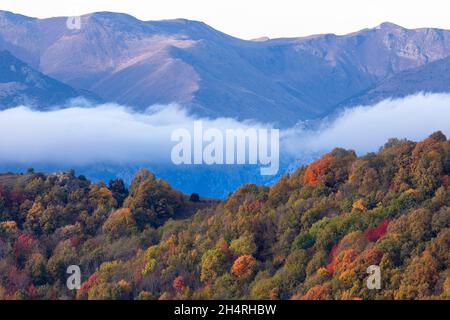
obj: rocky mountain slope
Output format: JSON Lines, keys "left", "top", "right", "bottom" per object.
{"left": 1, "top": 11, "right": 449, "bottom": 125}
{"left": 0, "top": 50, "right": 98, "bottom": 109}
{"left": 340, "top": 55, "right": 450, "bottom": 107}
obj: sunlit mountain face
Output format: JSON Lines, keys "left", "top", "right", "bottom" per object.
{"left": 1, "top": 11, "right": 450, "bottom": 125}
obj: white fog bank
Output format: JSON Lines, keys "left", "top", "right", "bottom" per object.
{"left": 0, "top": 93, "right": 449, "bottom": 166}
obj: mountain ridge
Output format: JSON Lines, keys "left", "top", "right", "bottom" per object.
{"left": 1, "top": 10, "right": 450, "bottom": 125}
{"left": 338, "top": 55, "right": 450, "bottom": 107}
{"left": 0, "top": 50, "right": 100, "bottom": 109}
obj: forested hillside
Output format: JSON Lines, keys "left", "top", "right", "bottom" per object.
{"left": 0, "top": 132, "right": 449, "bottom": 300}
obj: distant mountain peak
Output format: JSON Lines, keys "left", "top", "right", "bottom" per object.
{"left": 375, "top": 22, "right": 405, "bottom": 30}
{"left": 0, "top": 10, "right": 35, "bottom": 24}
{"left": 87, "top": 11, "right": 138, "bottom": 19}
{"left": 251, "top": 36, "right": 270, "bottom": 42}
{"left": 0, "top": 11, "right": 450, "bottom": 125}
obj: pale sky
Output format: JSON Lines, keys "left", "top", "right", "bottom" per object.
{"left": 1, "top": 0, "right": 449, "bottom": 39}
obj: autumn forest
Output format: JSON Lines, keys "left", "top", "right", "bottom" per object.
{"left": 0, "top": 132, "right": 449, "bottom": 300}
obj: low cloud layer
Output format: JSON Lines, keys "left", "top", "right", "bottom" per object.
{"left": 0, "top": 102, "right": 267, "bottom": 165}
{"left": 0, "top": 93, "right": 449, "bottom": 167}
{"left": 284, "top": 93, "right": 450, "bottom": 157}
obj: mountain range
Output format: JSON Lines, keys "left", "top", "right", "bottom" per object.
{"left": 0, "top": 50, "right": 99, "bottom": 109}
{"left": 1, "top": 10, "right": 450, "bottom": 125}
{"left": 341, "top": 55, "right": 450, "bottom": 107}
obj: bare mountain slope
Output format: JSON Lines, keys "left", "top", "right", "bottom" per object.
{"left": 0, "top": 50, "right": 99, "bottom": 109}
{"left": 339, "top": 55, "right": 450, "bottom": 107}
{"left": 1, "top": 12, "right": 449, "bottom": 125}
